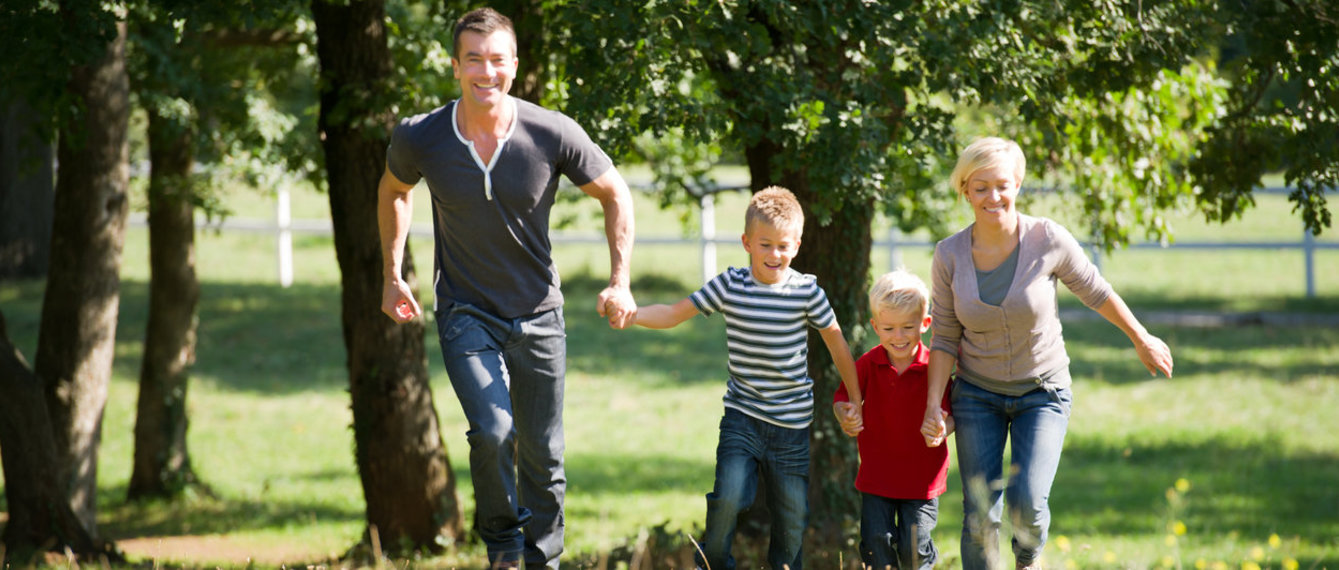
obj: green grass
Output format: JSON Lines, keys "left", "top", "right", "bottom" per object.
{"left": 2, "top": 181, "right": 1338, "bottom": 568}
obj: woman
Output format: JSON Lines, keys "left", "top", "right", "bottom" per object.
{"left": 919, "top": 137, "right": 1174, "bottom": 569}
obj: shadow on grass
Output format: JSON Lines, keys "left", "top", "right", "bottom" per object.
{"left": 0, "top": 278, "right": 348, "bottom": 394}
{"left": 566, "top": 451, "right": 712, "bottom": 497}
{"left": 1052, "top": 433, "right": 1339, "bottom": 552}
{"left": 1060, "top": 319, "right": 1339, "bottom": 385}
{"left": 97, "top": 479, "right": 364, "bottom": 539}
{"left": 2, "top": 273, "right": 735, "bottom": 395}
{"left": 1062, "top": 290, "right": 1339, "bottom": 315}
{"left": 4, "top": 273, "right": 1329, "bottom": 396}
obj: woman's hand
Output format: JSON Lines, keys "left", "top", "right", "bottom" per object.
{"left": 920, "top": 405, "right": 947, "bottom": 447}
{"left": 1135, "top": 332, "right": 1174, "bottom": 378}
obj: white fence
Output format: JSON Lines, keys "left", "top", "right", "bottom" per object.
{"left": 157, "top": 186, "right": 1335, "bottom": 298}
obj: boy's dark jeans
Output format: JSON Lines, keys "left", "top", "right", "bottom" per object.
{"left": 698, "top": 408, "right": 810, "bottom": 570}
{"left": 860, "top": 493, "right": 940, "bottom": 570}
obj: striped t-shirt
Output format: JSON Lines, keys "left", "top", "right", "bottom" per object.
{"left": 690, "top": 266, "right": 836, "bottom": 429}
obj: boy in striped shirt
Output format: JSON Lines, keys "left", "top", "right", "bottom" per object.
{"left": 634, "top": 186, "right": 862, "bottom": 569}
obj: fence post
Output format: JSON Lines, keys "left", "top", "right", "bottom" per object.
{"left": 700, "top": 192, "right": 716, "bottom": 286}
{"left": 277, "top": 186, "right": 293, "bottom": 288}
{"left": 1304, "top": 227, "right": 1316, "bottom": 298}
{"left": 888, "top": 225, "right": 902, "bottom": 271}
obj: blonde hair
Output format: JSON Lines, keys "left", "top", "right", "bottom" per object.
{"left": 745, "top": 186, "right": 804, "bottom": 235}
{"left": 949, "top": 137, "right": 1026, "bottom": 199}
{"left": 869, "top": 268, "right": 929, "bottom": 318}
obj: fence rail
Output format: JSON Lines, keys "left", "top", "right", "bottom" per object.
{"left": 134, "top": 186, "right": 1336, "bottom": 298}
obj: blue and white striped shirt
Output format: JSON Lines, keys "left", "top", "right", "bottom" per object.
{"left": 690, "top": 266, "right": 836, "bottom": 429}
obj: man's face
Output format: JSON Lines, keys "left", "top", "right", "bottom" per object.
{"left": 452, "top": 29, "right": 517, "bottom": 110}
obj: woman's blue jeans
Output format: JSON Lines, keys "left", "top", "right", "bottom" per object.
{"left": 436, "top": 303, "right": 567, "bottom": 569}
{"left": 698, "top": 408, "right": 810, "bottom": 570}
{"left": 951, "top": 380, "right": 1071, "bottom": 570}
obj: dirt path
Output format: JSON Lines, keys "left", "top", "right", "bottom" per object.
{"left": 115, "top": 535, "right": 340, "bottom": 567}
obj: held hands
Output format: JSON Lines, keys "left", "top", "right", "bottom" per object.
{"left": 833, "top": 402, "right": 864, "bottom": 436}
{"left": 598, "top": 285, "right": 637, "bottom": 329}
{"left": 382, "top": 278, "right": 422, "bottom": 323}
{"left": 1135, "top": 332, "right": 1174, "bottom": 378}
{"left": 920, "top": 406, "right": 950, "bottom": 447}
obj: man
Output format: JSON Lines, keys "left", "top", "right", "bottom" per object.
{"left": 377, "top": 8, "right": 636, "bottom": 568}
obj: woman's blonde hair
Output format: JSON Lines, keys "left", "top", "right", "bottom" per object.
{"left": 949, "top": 137, "right": 1026, "bottom": 199}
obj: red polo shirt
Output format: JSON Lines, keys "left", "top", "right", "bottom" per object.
{"left": 834, "top": 342, "right": 951, "bottom": 500}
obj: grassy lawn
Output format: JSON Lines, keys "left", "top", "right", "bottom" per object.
{"left": 1, "top": 182, "right": 1337, "bottom": 568}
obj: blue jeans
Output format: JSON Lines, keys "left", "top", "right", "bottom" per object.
{"left": 859, "top": 494, "right": 939, "bottom": 570}
{"left": 698, "top": 409, "right": 810, "bottom": 570}
{"left": 436, "top": 303, "right": 567, "bottom": 569}
{"left": 951, "top": 380, "right": 1071, "bottom": 570}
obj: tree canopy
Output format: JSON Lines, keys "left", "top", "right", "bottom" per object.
{"left": 560, "top": 0, "right": 1334, "bottom": 244}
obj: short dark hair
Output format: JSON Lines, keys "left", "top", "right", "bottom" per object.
{"left": 452, "top": 8, "right": 516, "bottom": 58}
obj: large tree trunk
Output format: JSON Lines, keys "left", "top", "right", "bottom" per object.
{"left": 311, "top": 0, "right": 464, "bottom": 554}
{"left": 127, "top": 109, "right": 201, "bottom": 500}
{"left": 0, "top": 97, "right": 55, "bottom": 280}
{"left": 34, "top": 12, "right": 131, "bottom": 536}
{"left": 0, "top": 314, "right": 121, "bottom": 564}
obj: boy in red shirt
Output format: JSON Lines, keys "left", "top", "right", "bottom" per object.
{"left": 835, "top": 268, "right": 953, "bottom": 569}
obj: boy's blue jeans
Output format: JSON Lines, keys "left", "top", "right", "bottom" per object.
{"left": 859, "top": 494, "right": 939, "bottom": 570}
{"left": 436, "top": 302, "right": 567, "bottom": 569}
{"left": 698, "top": 408, "right": 810, "bottom": 570}
{"left": 951, "top": 379, "right": 1071, "bottom": 570}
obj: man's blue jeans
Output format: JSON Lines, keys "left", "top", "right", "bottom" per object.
{"left": 437, "top": 303, "right": 567, "bottom": 569}
{"left": 698, "top": 408, "right": 810, "bottom": 570}
{"left": 951, "top": 380, "right": 1071, "bottom": 570}
{"left": 859, "top": 494, "right": 939, "bottom": 570}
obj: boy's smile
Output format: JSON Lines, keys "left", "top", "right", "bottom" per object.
{"left": 871, "top": 306, "right": 931, "bottom": 368}
{"left": 742, "top": 221, "right": 801, "bottom": 285}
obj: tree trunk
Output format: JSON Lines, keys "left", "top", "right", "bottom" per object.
{"left": 127, "top": 109, "right": 201, "bottom": 501}
{"left": 311, "top": 0, "right": 464, "bottom": 554}
{"left": 0, "top": 314, "right": 121, "bottom": 564}
{"left": 0, "top": 97, "right": 55, "bottom": 280}
{"left": 34, "top": 12, "right": 131, "bottom": 535}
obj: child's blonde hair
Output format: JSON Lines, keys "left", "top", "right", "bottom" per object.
{"left": 949, "top": 137, "right": 1026, "bottom": 199}
{"left": 745, "top": 186, "right": 804, "bottom": 234}
{"left": 869, "top": 268, "right": 930, "bottom": 318}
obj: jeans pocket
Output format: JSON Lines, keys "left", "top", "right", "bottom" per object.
{"left": 437, "top": 304, "right": 478, "bottom": 345}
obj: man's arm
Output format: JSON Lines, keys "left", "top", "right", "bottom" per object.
{"left": 578, "top": 167, "right": 636, "bottom": 329}
{"left": 378, "top": 165, "right": 420, "bottom": 323}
